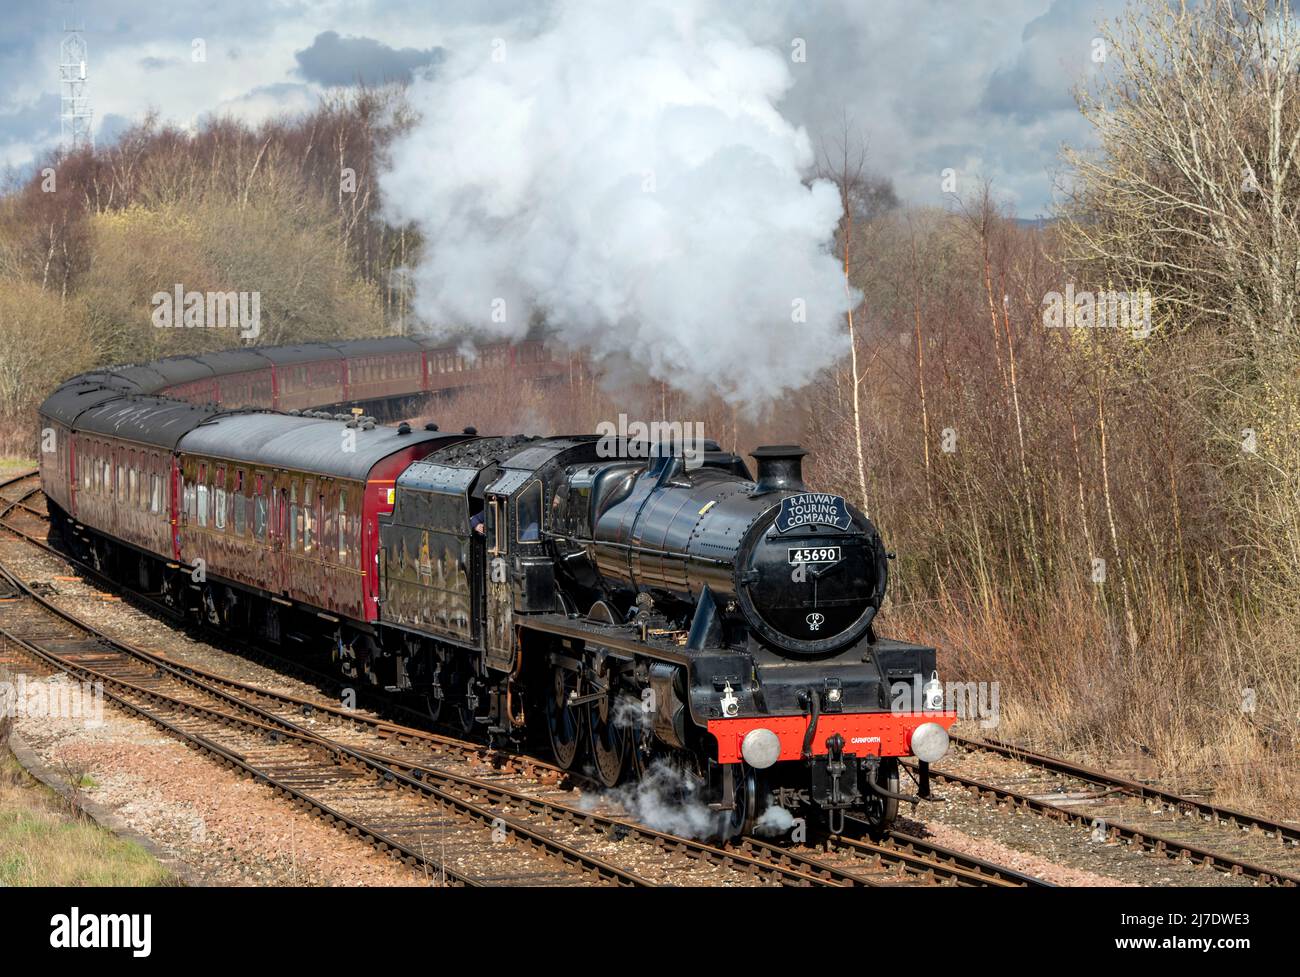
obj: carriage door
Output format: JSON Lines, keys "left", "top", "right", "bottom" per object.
{"left": 271, "top": 482, "right": 288, "bottom": 588}
{"left": 483, "top": 492, "right": 515, "bottom": 670}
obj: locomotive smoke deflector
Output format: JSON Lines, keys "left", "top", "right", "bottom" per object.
{"left": 750, "top": 445, "right": 807, "bottom": 494}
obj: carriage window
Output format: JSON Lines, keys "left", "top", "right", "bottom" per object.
{"left": 234, "top": 471, "right": 247, "bottom": 535}
{"left": 150, "top": 474, "right": 161, "bottom": 514}
{"left": 290, "top": 483, "right": 300, "bottom": 549}
{"left": 196, "top": 482, "right": 208, "bottom": 527}
{"left": 303, "top": 481, "right": 315, "bottom": 552}
{"left": 214, "top": 486, "right": 226, "bottom": 530}
{"left": 322, "top": 490, "right": 335, "bottom": 558}
{"left": 254, "top": 491, "right": 267, "bottom": 540}
{"left": 338, "top": 492, "right": 348, "bottom": 562}
{"left": 352, "top": 498, "right": 361, "bottom": 566}
{"left": 516, "top": 481, "right": 542, "bottom": 543}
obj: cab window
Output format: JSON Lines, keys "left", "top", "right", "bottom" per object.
{"left": 516, "top": 480, "right": 542, "bottom": 543}
{"left": 488, "top": 498, "right": 503, "bottom": 555}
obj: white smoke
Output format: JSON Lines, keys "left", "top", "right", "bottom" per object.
{"left": 584, "top": 758, "right": 719, "bottom": 839}
{"left": 581, "top": 755, "right": 798, "bottom": 841}
{"left": 380, "top": 0, "right": 854, "bottom": 409}
{"left": 753, "top": 803, "right": 794, "bottom": 837}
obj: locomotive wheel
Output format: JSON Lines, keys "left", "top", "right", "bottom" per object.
{"left": 715, "top": 765, "right": 759, "bottom": 841}
{"left": 583, "top": 603, "right": 629, "bottom": 787}
{"left": 546, "top": 666, "right": 584, "bottom": 770}
{"left": 861, "top": 759, "right": 900, "bottom": 835}
{"left": 588, "top": 695, "right": 628, "bottom": 788}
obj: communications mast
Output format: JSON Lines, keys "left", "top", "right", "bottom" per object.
{"left": 59, "top": 1, "right": 93, "bottom": 149}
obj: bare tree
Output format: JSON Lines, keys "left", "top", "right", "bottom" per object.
{"left": 816, "top": 121, "right": 898, "bottom": 515}
{"left": 1062, "top": 0, "right": 1300, "bottom": 612}
{"left": 1064, "top": 0, "right": 1300, "bottom": 349}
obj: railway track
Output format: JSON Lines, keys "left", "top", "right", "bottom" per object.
{"left": 0, "top": 572, "right": 651, "bottom": 887}
{"left": 0, "top": 476, "right": 1036, "bottom": 886}
{"left": 909, "top": 735, "right": 1300, "bottom": 887}
{"left": 950, "top": 732, "right": 1300, "bottom": 846}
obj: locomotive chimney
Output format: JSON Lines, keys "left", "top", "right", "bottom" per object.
{"left": 750, "top": 445, "right": 807, "bottom": 495}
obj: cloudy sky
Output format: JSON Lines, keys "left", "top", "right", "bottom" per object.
{"left": 1, "top": 0, "right": 1126, "bottom": 215}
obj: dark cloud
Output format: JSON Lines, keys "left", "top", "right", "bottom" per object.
{"left": 293, "top": 30, "right": 443, "bottom": 86}
{"left": 0, "top": 91, "right": 60, "bottom": 146}
{"left": 981, "top": 0, "right": 1114, "bottom": 123}
{"left": 97, "top": 112, "right": 134, "bottom": 146}
{"left": 982, "top": 63, "right": 1078, "bottom": 122}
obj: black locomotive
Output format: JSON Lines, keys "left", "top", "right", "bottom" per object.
{"left": 379, "top": 434, "right": 955, "bottom": 837}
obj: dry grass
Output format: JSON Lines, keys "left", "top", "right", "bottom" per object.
{"left": 0, "top": 732, "right": 177, "bottom": 886}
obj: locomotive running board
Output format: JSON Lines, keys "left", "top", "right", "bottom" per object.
{"left": 520, "top": 613, "right": 691, "bottom": 665}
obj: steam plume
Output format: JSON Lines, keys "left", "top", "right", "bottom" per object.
{"left": 380, "top": 0, "right": 853, "bottom": 408}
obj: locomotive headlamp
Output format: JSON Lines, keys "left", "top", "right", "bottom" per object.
{"left": 741, "top": 728, "right": 782, "bottom": 769}
{"left": 720, "top": 682, "right": 740, "bottom": 717}
{"left": 923, "top": 671, "right": 944, "bottom": 711}
{"left": 910, "top": 722, "right": 950, "bottom": 763}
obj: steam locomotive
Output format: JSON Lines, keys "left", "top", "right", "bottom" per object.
{"left": 38, "top": 342, "right": 955, "bottom": 839}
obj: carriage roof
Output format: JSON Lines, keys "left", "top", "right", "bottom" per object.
{"left": 177, "top": 412, "right": 453, "bottom": 480}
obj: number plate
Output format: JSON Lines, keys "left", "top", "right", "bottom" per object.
{"left": 788, "top": 546, "right": 841, "bottom": 565}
